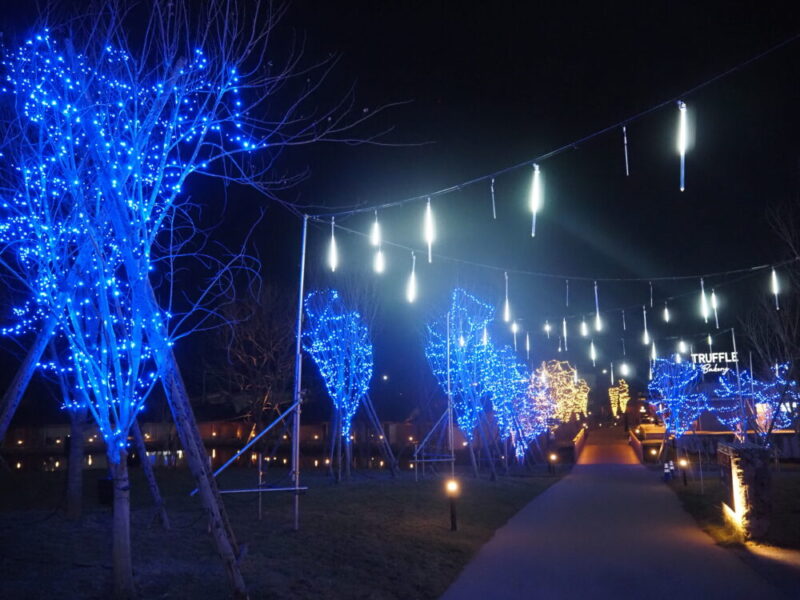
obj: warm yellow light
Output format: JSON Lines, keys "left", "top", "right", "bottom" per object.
{"left": 650, "top": 449, "right": 657, "bottom": 456}
{"left": 55, "top": 439, "right": 62, "bottom": 444}
{"left": 55, "top": 461, "right": 60, "bottom": 468}
{"left": 608, "top": 379, "right": 630, "bottom": 415}
{"left": 16, "top": 440, "right": 23, "bottom": 445}
{"left": 16, "top": 462, "right": 21, "bottom": 469}
{"left": 314, "top": 459, "right": 319, "bottom": 467}
{"left": 446, "top": 479, "right": 460, "bottom": 496}
{"left": 549, "top": 453, "right": 558, "bottom": 462}
{"left": 679, "top": 458, "right": 688, "bottom": 468}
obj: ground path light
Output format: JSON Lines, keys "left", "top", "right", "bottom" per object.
{"left": 446, "top": 479, "right": 460, "bottom": 531}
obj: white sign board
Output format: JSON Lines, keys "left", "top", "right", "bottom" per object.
{"left": 690, "top": 351, "right": 738, "bottom": 374}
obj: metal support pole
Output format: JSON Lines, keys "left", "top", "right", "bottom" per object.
{"left": 450, "top": 497, "right": 458, "bottom": 531}
{"left": 731, "top": 328, "right": 745, "bottom": 442}
{"left": 446, "top": 312, "right": 455, "bottom": 477}
{"left": 257, "top": 451, "right": 263, "bottom": 521}
{"left": 291, "top": 215, "right": 309, "bottom": 531}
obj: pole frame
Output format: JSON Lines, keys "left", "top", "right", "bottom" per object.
{"left": 291, "top": 215, "right": 309, "bottom": 530}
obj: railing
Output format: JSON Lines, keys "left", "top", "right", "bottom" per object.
{"left": 572, "top": 427, "right": 587, "bottom": 462}
{"left": 628, "top": 430, "right": 644, "bottom": 463}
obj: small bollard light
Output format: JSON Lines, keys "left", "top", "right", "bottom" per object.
{"left": 679, "top": 458, "right": 689, "bottom": 486}
{"left": 548, "top": 452, "right": 558, "bottom": 475}
{"left": 446, "top": 479, "right": 459, "bottom": 531}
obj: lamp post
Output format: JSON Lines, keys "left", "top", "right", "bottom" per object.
{"left": 446, "top": 479, "right": 459, "bottom": 531}
{"left": 548, "top": 452, "right": 558, "bottom": 475}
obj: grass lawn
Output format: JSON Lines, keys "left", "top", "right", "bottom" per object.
{"left": 0, "top": 465, "right": 560, "bottom": 599}
{"left": 668, "top": 463, "right": 800, "bottom": 549}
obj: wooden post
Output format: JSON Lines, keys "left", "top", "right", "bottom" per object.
{"left": 131, "top": 421, "right": 170, "bottom": 530}
{"left": 159, "top": 352, "right": 248, "bottom": 598}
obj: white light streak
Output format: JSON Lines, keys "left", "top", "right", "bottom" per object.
{"left": 771, "top": 268, "right": 780, "bottom": 310}
{"left": 530, "top": 163, "right": 542, "bottom": 237}
{"left": 678, "top": 100, "right": 687, "bottom": 191}
{"left": 424, "top": 198, "right": 435, "bottom": 263}
{"left": 328, "top": 217, "right": 338, "bottom": 272}
{"left": 406, "top": 252, "right": 417, "bottom": 303}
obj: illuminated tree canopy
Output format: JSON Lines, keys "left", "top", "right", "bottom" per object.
{"left": 608, "top": 379, "right": 630, "bottom": 416}
{"left": 714, "top": 363, "right": 798, "bottom": 437}
{"left": 537, "top": 360, "right": 588, "bottom": 423}
{"left": 303, "top": 289, "right": 373, "bottom": 441}
{"left": 648, "top": 358, "right": 707, "bottom": 437}
{"left": 425, "top": 288, "right": 494, "bottom": 441}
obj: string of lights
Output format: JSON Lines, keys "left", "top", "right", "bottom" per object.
{"left": 309, "top": 31, "right": 800, "bottom": 220}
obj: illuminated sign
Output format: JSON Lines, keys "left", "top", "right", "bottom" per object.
{"left": 690, "top": 351, "right": 738, "bottom": 374}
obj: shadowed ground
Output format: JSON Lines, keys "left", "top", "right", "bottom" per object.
{"left": 441, "top": 427, "right": 784, "bottom": 600}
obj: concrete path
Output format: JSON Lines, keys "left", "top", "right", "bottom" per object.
{"left": 441, "top": 428, "right": 784, "bottom": 599}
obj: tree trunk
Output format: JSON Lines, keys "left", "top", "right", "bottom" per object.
{"left": 131, "top": 421, "right": 169, "bottom": 530}
{"left": 110, "top": 453, "right": 135, "bottom": 600}
{"left": 66, "top": 407, "right": 87, "bottom": 520}
{"left": 0, "top": 317, "right": 57, "bottom": 444}
{"left": 345, "top": 439, "right": 352, "bottom": 480}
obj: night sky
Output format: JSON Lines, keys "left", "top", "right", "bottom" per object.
{"left": 4, "top": 1, "right": 800, "bottom": 423}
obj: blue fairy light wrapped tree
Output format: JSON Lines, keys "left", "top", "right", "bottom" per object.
{"left": 484, "top": 344, "right": 530, "bottom": 462}
{"left": 0, "top": 3, "right": 392, "bottom": 597}
{"left": 715, "top": 363, "right": 798, "bottom": 441}
{"left": 303, "top": 289, "right": 373, "bottom": 480}
{"left": 426, "top": 288, "right": 497, "bottom": 476}
{"left": 648, "top": 358, "right": 708, "bottom": 438}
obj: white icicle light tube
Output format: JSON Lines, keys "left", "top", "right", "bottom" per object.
{"left": 530, "top": 163, "right": 541, "bottom": 237}
{"left": 371, "top": 212, "right": 384, "bottom": 274}
{"left": 424, "top": 198, "right": 434, "bottom": 263}
{"left": 678, "top": 100, "right": 687, "bottom": 192}
{"left": 503, "top": 271, "right": 511, "bottom": 323}
{"left": 406, "top": 252, "right": 417, "bottom": 303}
{"left": 700, "top": 278, "right": 709, "bottom": 323}
{"left": 328, "top": 217, "right": 338, "bottom": 272}
{"left": 594, "top": 281, "right": 602, "bottom": 331}
{"left": 771, "top": 268, "right": 780, "bottom": 310}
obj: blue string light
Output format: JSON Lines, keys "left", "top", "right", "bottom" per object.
{"left": 303, "top": 290, "right": 373, "bottom": 442}
{"left": 0, "top": 31, "right": 258, "bottom": 462}
{"left": 425, "top": 289, "right": 495, "bottom": 441}
{"left": 648, "top": 358, "right": 708, "bottom": 437}
{"left": 714, "top": 363, "right": 798, "bottom": 436}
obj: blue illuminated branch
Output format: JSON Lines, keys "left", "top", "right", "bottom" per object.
{"left": 303, "top": 289, "right": 373, "bottom": 441}
{"left": 648, "top": 358, "right": 707, "bottom": 437}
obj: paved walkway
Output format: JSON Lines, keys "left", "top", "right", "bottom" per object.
{"left": 442, "top": 428, "right": 784, "bottom": 599}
